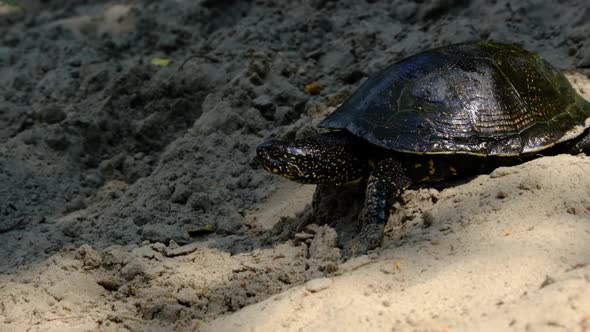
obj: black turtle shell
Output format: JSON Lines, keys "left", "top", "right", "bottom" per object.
{"left": 320, "top": 42, "right": 590, "bottom": 156}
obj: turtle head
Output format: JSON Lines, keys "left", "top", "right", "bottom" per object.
{"left": 256, "top": 132, "right": 368, "bottom": 184}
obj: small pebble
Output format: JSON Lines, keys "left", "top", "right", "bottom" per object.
{"left": 97, "top": 276, "right": 124, "bottom": 291}
{"left": 120, "top": 260, "right": 146, "bottom": 281}
{"left": 490, "top": 168, "right": 512, "bottom": 178}
{"left": 539, "top": 275, "right": 556, "bottom": 289}
{"left": 252, "top": 94, "right": 275, "bottom": 113}
{"left": 76, "top": 244, "right": 102, "bottom": 269}
{"left": 294, "top": 232, "right": 314, "bottom": 240}
{"left": 40, "top": 105, "right": 66, "bottom": 124}
{"left": 380, "top": 264, "right": 396, "bottom": 274}
{"left": 165, "top": 242, "right": 200, "bottom": 257}
{"left": 305, "top": 277, "right": 333, "bottom": 293}
{"left": 64, "top": 196, "right": 86, "bottom": 213}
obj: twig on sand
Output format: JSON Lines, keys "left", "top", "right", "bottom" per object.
{"left": 38, "top": 316, "right": 83, "bottom": 324}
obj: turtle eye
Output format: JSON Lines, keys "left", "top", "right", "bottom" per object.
{"left": 256, "top": 140, "right": 281, "bottom": 160}
{"left": 256, "top": 140, "right": 293, "bottom": 171}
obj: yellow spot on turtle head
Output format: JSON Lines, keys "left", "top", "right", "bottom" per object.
{"left": 414, "top": 163, "right": 422, "bottom": 168}
{"left": 272, "top": 168, "right": 278, "bottom": 173}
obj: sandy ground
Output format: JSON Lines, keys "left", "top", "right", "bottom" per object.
{"left": 207, "top": 153, "right": 590, "bottom": 332}
{"left": 1, "top": 1, "right": 590, "bottom": 331}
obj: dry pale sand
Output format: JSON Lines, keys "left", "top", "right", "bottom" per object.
{"left": 206, "top": 154, "right": 590, "bottom": 331}
{"left": 203, "top": 74, "right": 590, "bottom": 332}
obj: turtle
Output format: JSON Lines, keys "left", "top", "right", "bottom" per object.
{"left": 256, "top": 41, "right": 590, "bottom": 255}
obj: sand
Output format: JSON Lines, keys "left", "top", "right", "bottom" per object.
{"left": 1, "top": 0, "right": 590, "bottom": 331}
{"left": 207, "top": 153, "right": 590, "bottom": 332}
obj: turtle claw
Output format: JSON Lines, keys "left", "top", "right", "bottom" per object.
{"left": 343, "top": 240, "right": 372, "bottom": 257}
{"left": 343, "top": 225, "right": 384, "bottom": 257}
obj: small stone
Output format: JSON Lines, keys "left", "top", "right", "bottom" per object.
{"left": 380, "top": 264, "right": 396, "bottom": 274}
{"left": 368, "top": 252, "right": 379, "bottom": 260}
{"left": 84, "top": 173, "right": 104, "bottom": 188}
{"left": 165, "top": 242, "right": 200, "bottom": 257}
{"left": 150, "top": 242, "right": 167, "bottom": 253}
{"left": 396, "top": 2, "right": 417, "bottom": 20}
{"left": 490, "top": 168, "right": 513, "bottom": 178}
{"left": 187, "top": 192, "right": 212, "bottom": 212}
{"left": 341, "top": 68, "right": 365, "bottom": 85}
{"left": 294, "top": 232, "right": 314, "bottom": 240}
{"left": 569, "top": 26, "right": 590, "bottom": 43}
{"left": 76, "top": 244, "right": 102, "bottom": 269}
{"left": 252, "top": 94, "right": 275, "bottom": 117}
{"left": 132, "top": 246, "right": 160, "bottom": 260}
{"left": 171, "top": 184, "right": 192, "bottom": 204}
{"left": 64, "top": 196, "right": 86, "bottom": 213}
{"left": 305, "top": 277, "right": 333, "bottom": 293}
{"left": 132, "top": 213, "right": 150, "bottom": 226}
{"left": 539, "top": 275, "right": 556, "bottom": 289}
{"left": 168, "top": 240, "right": 180, "bottom": 250}
{"left": 99, "top": 159, "right": 115, "bottom": 177}
{"left": 61, "top": 219, "right": 80, "bottom": 238}
{"left": 157, "top": 33, "right": 179, "bottom": 51}
{"left": 120, "top": 260, "right": 147, "bottom": 281}
{"left": 382, "top": 300, "right": 392, "bottom": 307}
{"left": 101, "top": 246, "right": 131, "bottom": 267}
{"left": 305, "top": 224, "right": 321, "bottom": 233}
{"left": 176, "top": 287, "right": 199, "bottom": 306}
{"left": 496, "top": 191, "right": 508, "bottom": 199}
{"left": 97, "top": 276, "right": 124, "bottom": 291}
{"left": 422, "top": 210, "right": 435, "bottom": 227}
{"left": 308, "top": 226, "right": 340, "bottom": 261}
{"left": 45, "top": 129, "right": 70, "bottom": 150}
{"left": 39, "top": 105, "right": 66, "bottom": 124}
{"left": 141, "top": 224, "right": 188, "bottom": 244}
{"left": 517, "top": 178, "right": 541, "bottom": 191}
{"left": 406, "top": 313, "right": 420, "bottom": 326}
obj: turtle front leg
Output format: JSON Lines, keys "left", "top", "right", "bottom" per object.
{"left": 348, "top": 158, "right": 412, "bottom": 256}
{"left": 570, "top": 130, "right": 590, "bottom": 155}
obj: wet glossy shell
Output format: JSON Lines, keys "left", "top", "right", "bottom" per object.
{"left": 320, "top": 42, "right": 590, "bottom": 156}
